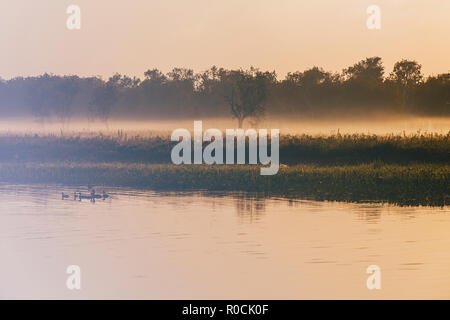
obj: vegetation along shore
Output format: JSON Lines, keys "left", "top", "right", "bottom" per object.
{"left": 0, "top": 132, "right": 448, "bottom": 206}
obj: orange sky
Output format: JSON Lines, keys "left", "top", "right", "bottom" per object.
{"left": 0, "top": 0, "right": 448, "bottom": 79}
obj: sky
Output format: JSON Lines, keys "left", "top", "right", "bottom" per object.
{"left": 0, "top": 0, "right": 448, "bottom": 80}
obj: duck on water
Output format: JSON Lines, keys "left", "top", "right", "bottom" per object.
{"left": 62, "top": 189, "right": 110, "bottom": 201}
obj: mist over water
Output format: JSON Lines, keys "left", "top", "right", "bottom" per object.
{"left": 0, "top": 116, "right": 449, "bottom": 136}
{"left": 0, "top": 115, "right": 448, "bottom": 299}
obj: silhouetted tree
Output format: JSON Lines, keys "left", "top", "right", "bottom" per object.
{"left": 53, "top": 76, "right": 79, "bottom": 127}
{"left": 0, "top": 57, "right": 448, "bottom": 120}
{"left": 285, "top": 67, "right": 337, "bottom": 114}
{"left": 89, "top": 76, "right": 117, "bottom": 127}
{"left": 223, "top": 68, "right": 271, "bottom": 128}
{"left": 415, "top": 73, "right": 450, "bottom": 115}
{"left": 388, "top": 59, "right": 423, "bottom": 108}
{"left": 342, "top": 57, "right": 385, "bottom": 106}
{"left": 166, "top": 68, "right": 197, "bottom": 115}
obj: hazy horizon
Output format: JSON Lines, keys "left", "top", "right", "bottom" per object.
{"left": 0, "top": 0, "right": 448, "bottom": 80}
{"left": 1, "top": 116, "right": 449, "bottom": 136}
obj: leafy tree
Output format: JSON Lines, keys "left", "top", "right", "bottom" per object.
{"left": 285, "top": 67, "right": 335, "bottom": 111}
{"left": 52, "top": 76, "right": 79, "bottom": 127}
{"left": 89, "top": 77, "right": 117, "bottom": 127}
{"left": 140, "top": 69, "right": 168, "bottom": 110}
{"left": 388, "top": 59, "right": 423, "bottom": 108}
{"left": 143, "top": 68, "right": 167, "bottom": 84}
{"left": 416, "top": 73, "right": 450, "bottom": 115}
{"left": 343, "top": 57, "right": 384, "bottom": 83}
{"left": 0, "top": 57, "right": 448, "bottom": 120}
{"left": 166, "top": 68, "right": 197, "bottom": 114}
{"left": 26, "top": 76, "right": 51, "bottom": 122}
{"left": 342, "top": 57, "right": 385, "bottom": 105}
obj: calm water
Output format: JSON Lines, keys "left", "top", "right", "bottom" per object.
{"left": 1, "top": 184, "right": 450, "bottom": 299}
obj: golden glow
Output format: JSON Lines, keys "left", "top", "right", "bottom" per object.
{"left": 0, "top": 0, "right": 448, "bottom": 79}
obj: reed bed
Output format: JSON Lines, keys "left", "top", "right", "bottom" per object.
{"left": 0, "top": 132, "right": 448, "bottom": 165}
{"left": 0, "top": 132, "right": 447, "bottom": 205}
{"left": 0, "top": 162, "right": 447, "bottom": 206}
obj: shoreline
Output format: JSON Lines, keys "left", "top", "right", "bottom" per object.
{"left": 0, "top": 162, "right": 447, "bottom": 207}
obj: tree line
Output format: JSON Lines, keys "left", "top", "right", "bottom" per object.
{"left": 0, "top": 57, "right": 448, "bottom": 126}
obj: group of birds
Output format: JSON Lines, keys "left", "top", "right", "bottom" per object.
{"left": 62, "top": 189, "right": 110, "bottom": 201}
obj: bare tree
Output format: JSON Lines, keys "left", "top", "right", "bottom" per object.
{"left": 223, "top": 68, "right": 271, "bottom": 128}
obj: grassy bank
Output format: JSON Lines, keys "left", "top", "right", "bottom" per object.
{"left": 0, "top": 162, "right": 447, "bottom": 206}
{"left": 0, "top": 132, "right": 448, "bottom": 165}
{"left": 1, "top": 132, "right": 447, "bottom": 205}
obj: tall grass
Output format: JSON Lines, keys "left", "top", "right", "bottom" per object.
{"left": 0, "top": 132, "right": 448, "bottom": 164}
{"left": 0, "top": 132, "right": 447, "bottom": 205}
{"left": 0, "top": 162, "right": 447, "bottom": 206}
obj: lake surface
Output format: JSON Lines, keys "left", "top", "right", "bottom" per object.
{"left": 1, "top": 184, "right": 450, "bottom": 299}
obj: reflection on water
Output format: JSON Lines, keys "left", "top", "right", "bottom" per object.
{"left": 1, "top": 184, "right": 450, "bottom": 299}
